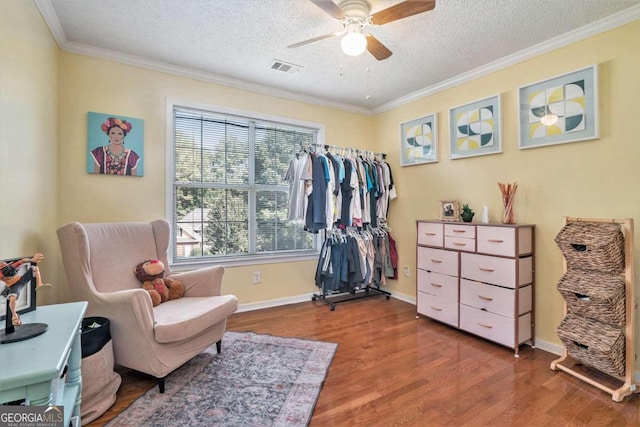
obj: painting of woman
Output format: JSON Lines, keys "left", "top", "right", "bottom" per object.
{"left": 88, "top": 113, "right": 144, "bottom": 176}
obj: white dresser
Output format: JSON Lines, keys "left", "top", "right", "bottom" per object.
{"left": 416, "top": 221, "right": 535, "bottom": 355}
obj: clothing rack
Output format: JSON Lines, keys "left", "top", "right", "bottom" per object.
{"left": 312, "top": 286, "right": 391, "bottom": 311}
{"left": 287, "top": 142, "right": 396, "bottom": 310}
{"left": 312, "top": 226, "right": 394, "bottom": 311}
{"left": 300, "top": 141, "right": 386, "bottom": 161}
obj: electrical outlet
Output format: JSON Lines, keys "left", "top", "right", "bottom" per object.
{"left": 403, "top": 266, "right": 410, "bottom": 277}
{"left": 252, "top": 271, "right": 261, "bottom": 284}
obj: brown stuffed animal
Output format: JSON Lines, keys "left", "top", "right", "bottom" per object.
{"left": 133, "top": 259, "right": 185, "bottom": 307}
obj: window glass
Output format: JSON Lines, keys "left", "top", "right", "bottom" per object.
{"left": 172, "top": 106, "right": 320, "bottom": 262}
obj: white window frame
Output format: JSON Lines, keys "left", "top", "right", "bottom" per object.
{"left": 165, "top": 99, "right": 324, "bottom": 269}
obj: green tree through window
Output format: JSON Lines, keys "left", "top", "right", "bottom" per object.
{"left": 171, "top": 106, "right": 319, "bottom": 261}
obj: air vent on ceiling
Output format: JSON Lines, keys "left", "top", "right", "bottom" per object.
{"left": 270, "top": 60, "right": 303, "bottom": 75}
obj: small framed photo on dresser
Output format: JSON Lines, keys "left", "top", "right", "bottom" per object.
{"left": 439, "top": 201, "right": 459, "bottom": 221}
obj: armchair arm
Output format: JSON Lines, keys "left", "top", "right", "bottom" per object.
{"left": 169, "top": 265, "right": 224, "bottom": 297}
{"left": 89, "top": 288, "right": 156, "bottom": 334}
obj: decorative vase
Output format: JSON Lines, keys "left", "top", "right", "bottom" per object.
{"left": 503, "top": 198, "right": 515, "bottom": 224}
{"left": 498, "top": 181, "right": 518, "bottom": 224}
{"left": 461, "top": 212, "right": 474, "bottom": 223}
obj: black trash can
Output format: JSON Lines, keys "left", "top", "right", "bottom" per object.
{"left": 80, "top": 317, "right": 121, "bottom": 425}
{"left": 81, "top": 317, "right": 111, "bottom": 358}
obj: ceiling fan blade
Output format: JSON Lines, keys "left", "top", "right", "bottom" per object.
{"left": 370, "top": 0, "right": 436, "bottom": 25}
{"left": 366, "top": 34, "right": 392, "bottom": 60}
{"left": 287, "top": 32, "right": 340, "bottom": 49}
{"left": 309, "top": 0, "right": 345, "bottom": 19}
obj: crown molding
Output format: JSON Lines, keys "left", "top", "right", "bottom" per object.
{"left": 34, "top": 1, "right": 370, "bottom": 115}
{"left": 371, "top": 4, "right": 640, "bottom": 114}
{"left": 36, "top": 0, "right": 640, "bottom": 116}
{"left": 35, "top": 0, "right": 66, "bottom": 46}
{"left": 62, "top": 40, "right": 372, "bottom": 115}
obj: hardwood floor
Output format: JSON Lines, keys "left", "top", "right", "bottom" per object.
{"left": 88, "top": 297, "right": 640, "bottom": 426}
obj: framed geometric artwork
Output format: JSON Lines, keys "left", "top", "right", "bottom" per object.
{"left": 518, "top": 65, "right": 598, "bottom": 149}
{"left": 87, "top": 112, "right": 144, "bottom": 176}
{"left": 449, "top": 95, "right": 501, "bottom": 160}
{"left": 399, "top": 113, "right": 437, "bottom": 166}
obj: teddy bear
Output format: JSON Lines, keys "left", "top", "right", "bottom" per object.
{"left": 133, "top": 259, "right": 184, "bottom": 307}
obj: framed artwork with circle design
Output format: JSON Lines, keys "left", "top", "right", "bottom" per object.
{"left": 449, "top": 95, "right": 501, "bottom": 160}
{"left": 399, "top": 113, "right": 438, "bottom": 166}
{"left": 518, "top": 64, "right": 598, "bottom": 149}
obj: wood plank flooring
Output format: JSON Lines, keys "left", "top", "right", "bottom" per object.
{"left": 88, "top": 297, "right": 640, "bottom": 426}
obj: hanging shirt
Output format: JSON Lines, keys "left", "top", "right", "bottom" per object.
{"left": 305, "top": 153, "right": 328, "bottom": 233}
{"left": 284, "top": 152, "right": 311, "bottom": 222}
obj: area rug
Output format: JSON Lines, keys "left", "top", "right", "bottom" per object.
{"left": 106, "top": 331, "right": 338, "bottom": 427}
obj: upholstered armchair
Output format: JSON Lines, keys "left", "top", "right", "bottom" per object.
{"left": 57, "top": 220, "right": 238, "bottom": 392}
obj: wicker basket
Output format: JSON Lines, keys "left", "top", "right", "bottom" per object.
{"left": 555, "top": 222, "right": 625, "bottom": 273}
{"left": 557, "top": 270, "right": 626, "bottom": 326}
{"left": 557, "top": 314, "right": 625, "bottom": 377}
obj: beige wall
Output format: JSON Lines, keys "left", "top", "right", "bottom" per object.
{"left": 0, "top": 0, "right": 59, "bottom": 305}
{"left": 3, "top": 0, "right": 639, "bottom": 354}
{"left": 56, "top": 52, "right": 374, "bottom": 303}
{"left": 375, "top": 21, "right": 640, "bottom": 349}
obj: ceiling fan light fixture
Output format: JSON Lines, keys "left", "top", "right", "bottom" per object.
{"left": 341, "top": 30, "right": 367, "bottom": 56}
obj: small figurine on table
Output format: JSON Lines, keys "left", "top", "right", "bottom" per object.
{"left": 0, "top": 253, "right": 52, "bottom": 326}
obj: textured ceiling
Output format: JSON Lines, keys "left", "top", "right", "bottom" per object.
{"left": 37, "top": 0, "right": 640, "bottom": 113}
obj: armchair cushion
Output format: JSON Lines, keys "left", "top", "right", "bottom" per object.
{"left": 153, "top": 295, "right": 238, "bottom": 343}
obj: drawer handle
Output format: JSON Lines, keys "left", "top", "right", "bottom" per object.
{"left": 487, "top": 239, "right": 504, "bottom": 243}
{"left": 478, "top": 295, "right": 494, "bottom": 301}
{"left": 452, "top": 229, "right": 466, "bottom": 233}
{"left": 430, "top": 283, "right": 442, "bottom": 288}
{"left": 453, "top": 242, "right": 466, "bottom": 246}
{"left": 479, "top": 267, "right": 495, "bottom": 272}
{"left": 430, "top": 306, "right": 443, "bottom": 311}
{"left": 478, "top": 322, "right": 493, "bottom": 329}
{"left": 425, "top": 232, "right": 437, "bottom": 236}
{"left": 430, "top": 259, "right": 443, "bottom": 264}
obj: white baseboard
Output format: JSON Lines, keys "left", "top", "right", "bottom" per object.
{"left": 533, "top": 338, "right": 564, "bottom": 356}
{"left": 236, "top": 290, "right": 415, "bottom": 313}
{"left": 235, "top": 293, "right": 316, "bottom": 312}
{"left": 388, "top": 291, "right": 415, "bottom": 305}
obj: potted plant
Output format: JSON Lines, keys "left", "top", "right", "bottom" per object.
{"left": 460, "top": 203, "right": 475, "bottom": 222}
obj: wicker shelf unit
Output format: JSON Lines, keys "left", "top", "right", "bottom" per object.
{"left": 550, "top": 217, "right": 637, "bottom": 402}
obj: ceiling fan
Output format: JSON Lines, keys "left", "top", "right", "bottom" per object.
{"left": 288, "top": 0, "right": 436, "bottom": 60}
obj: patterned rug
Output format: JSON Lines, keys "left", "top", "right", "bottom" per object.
{"left": 107, "top": 331, "right": 338, "bottom": 427}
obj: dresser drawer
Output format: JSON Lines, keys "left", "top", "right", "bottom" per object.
{"left": 461, "top": 253, "right": 533, "bottom": 288}
{"left": 417, "top": 270, "right": 458, "bottom": 301}
{"left": 417, "top": 247, "right": 458, "bottom": 276}
{"left": 444, "top": 224, "right": 476, "bottom": 238}
{"left": 477, "top": 226, "right": 533, "bottom": 257}
{"left": 444, "top": 236, "right": 476, "bottom": 252}
{"left": 417, "top": 222, "right": 443, "bottom": 247}
{"left": 460, "top": 279, "right": 532, "bottom": 317}
{"left": 460, "top": 306, "right": 531, "bottom": 347}
{"left": 417, "top": 292, "right": 459, "bottom": 327}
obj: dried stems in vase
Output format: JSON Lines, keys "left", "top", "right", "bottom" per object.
{"left": 498, "top": 181, "right": 518, "bottom": 224}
